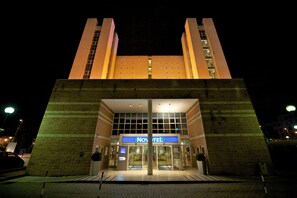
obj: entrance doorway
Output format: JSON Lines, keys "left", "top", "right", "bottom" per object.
{"left": 128, "top": 145, "right": 177, "bottom": 170}
{"left": 128, "top": 146, "right": 143, "bottom": 170}
{"left": 157, "top": 146, "right": 172, "bottom": 170}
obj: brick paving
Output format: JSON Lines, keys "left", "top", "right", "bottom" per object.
{"left": 0, "top": 168, "right": 296, "bottom": 197}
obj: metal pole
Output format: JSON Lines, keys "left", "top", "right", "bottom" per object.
{"left": 147, "top": 99, "right": 153, "bottom": 175}
{"left": 40, "top": 170, "right": 48, "bottom": 198}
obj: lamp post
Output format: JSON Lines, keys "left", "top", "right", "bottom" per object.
{"left": 285, "top": 105, "right": 296, "bottom": 139}
{"left": 0, "top": 106, "right": 15, "bottom": 131}
{"left": 12, "top": 119, "right": 23, "bottom": 142}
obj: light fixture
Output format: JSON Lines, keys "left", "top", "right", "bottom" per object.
{"left": 286, "top": 105, "right": 296, "bottom": 112}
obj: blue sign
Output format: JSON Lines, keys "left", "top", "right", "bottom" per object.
{"left": 122, "top": 136, "right": 179, "bottom": 143}
{"left": 120, "top": 147, "right": 126, "bottom": 154}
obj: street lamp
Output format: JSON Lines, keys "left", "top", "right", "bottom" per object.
{"left": 0, "top": 106, "right": 15, "bottom": 131}
{"left": 286, "top": 105, "right": 296, "bottom": 112}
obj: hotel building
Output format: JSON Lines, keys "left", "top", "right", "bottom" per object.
{"left": 27, "top": 18, "right": 271, "bottom": 176}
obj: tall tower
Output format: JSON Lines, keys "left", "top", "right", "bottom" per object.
{"left": 68, "top": 18, "right": 119, "bottom": 79}
{"left": 68, "top": 18, "right": 231, "bottom": 80}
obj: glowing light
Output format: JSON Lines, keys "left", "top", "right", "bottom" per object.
{"left": 4, "top": 107, "right": 15, "bottom": 114}
{"left": 286, "top": 105, "right": 296, "bottom": 112}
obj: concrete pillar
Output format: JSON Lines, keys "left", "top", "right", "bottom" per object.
{"left": 147, "top": 99, "right": 153, "bottom": 175}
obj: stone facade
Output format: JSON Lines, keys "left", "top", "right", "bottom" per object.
{"left": 27, "top": 79, "right": 271, "bottom": 176}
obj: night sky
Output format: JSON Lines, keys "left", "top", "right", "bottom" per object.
{"left": 1, "top": 2, "right": 296, "bottom": 142}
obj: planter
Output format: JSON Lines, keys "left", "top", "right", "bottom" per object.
{"left": 91, "top": 151, "right": 102, "bottom": 175}
{"left": 91, "top": 161, "right": 101, "bottom": 175}
{"left": 196, "top": 153, "right": 206, "bottom": 175}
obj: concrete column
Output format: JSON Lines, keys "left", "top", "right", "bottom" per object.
{"left": 147, "top": 99, "right": 153, "bottom": 175}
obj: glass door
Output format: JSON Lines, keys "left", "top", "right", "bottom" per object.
{"left": 143, "top": 146, "right": 157, "bottom": 170}
{"left": 128, "top": 146, "right": 143, "bottom": 170}
{"left": 108, "top": 145, "right": 118, "bottom": 168}
{"left": 157, "top": 146, "right": 172, "bottom": 170}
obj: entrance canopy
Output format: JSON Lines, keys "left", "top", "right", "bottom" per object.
{"left": 101, "top": 99, "right": 198, "bottom": 113}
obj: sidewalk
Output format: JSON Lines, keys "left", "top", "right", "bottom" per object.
{"left": 1, "top": 167, "right": 260, "bottom": 184}
{"left": 1, "top": 167, "right": 295, "bottom": 185}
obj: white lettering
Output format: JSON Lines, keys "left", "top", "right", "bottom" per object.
{"left": 137, "top": 137, "right": 148, "bottom": 143}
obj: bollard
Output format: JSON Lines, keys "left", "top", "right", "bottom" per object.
{"left": 40, "top": 170, "right": 48, "bottom": 198}
{"left": 97, "top": 171, "right": 104, "bottom": 198}
{"left": 261, "top": 174, "right": 268, "bottom": 198}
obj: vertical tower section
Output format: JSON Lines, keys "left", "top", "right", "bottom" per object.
{"left": 181, "top": 18, "right": 231, "bottom": 79}
{"left": 183, "top": 18, "right": 209, "bottom": 79}
{"left": 68, "top": 18, "right": 118, "bottom": 79}
{"left": 202, "top": 18, "right": 231, "bottom": 79}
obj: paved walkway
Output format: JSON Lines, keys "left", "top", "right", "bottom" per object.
{"left": 1, "top": 168, "right": 297, "bottom": 197}
{"left": 4, "top": 168, "right": 257, "bottom": 183}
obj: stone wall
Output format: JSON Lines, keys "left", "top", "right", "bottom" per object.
{"left": 27, "top": 79, "right": 271, "bottom": 176}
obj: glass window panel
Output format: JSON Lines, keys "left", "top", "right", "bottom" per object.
{"left": 170, "top": 124, "right": 175, "bottom": 129}
{"left": 112, "top": 130, "right": 118, "bottom": 135}
{"left": 113, "top": 124, "right": 118, "bottom": 129}
{"left": 158, "top": 124, "right": 163, "bottom": 129}
{"left": 137, "top": 130, "right": 142, "bottom": 134}
{"left": 164, "top": 119, "right": 169, "bottom": 123}
{"left": 158, "top": 118, "right": 163, "bottom": 123}
{"left": 131, "top": 124, "right": 136, "bottom": 129}
{"left": 143, "top": 124, "right": 148, "bottom": 129}
{"left": 143, "top": 118, "right": 148, "bottom": 123}
{"left": 114, "top": 113, "right": 119, "bottom": 118}
{"left": 137, "top": 124, "right": 142, "bottom": 129}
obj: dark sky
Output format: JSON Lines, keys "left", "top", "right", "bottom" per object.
{"left": 0, "top": 2, "right": 296, "bottom": 139}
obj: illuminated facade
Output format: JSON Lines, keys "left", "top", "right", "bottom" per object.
{"left": 28, "top": 18, "right": 271, "bottom": 176}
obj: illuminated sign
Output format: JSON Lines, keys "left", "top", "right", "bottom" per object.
{"left": 119, "top": 157, "right": 126, "bottom": 161}
{"left": 120, "top": 147, "right": 126, "bottom": 154}
{"left": 122, "top": 136, "right": 179, "bottom": 143}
